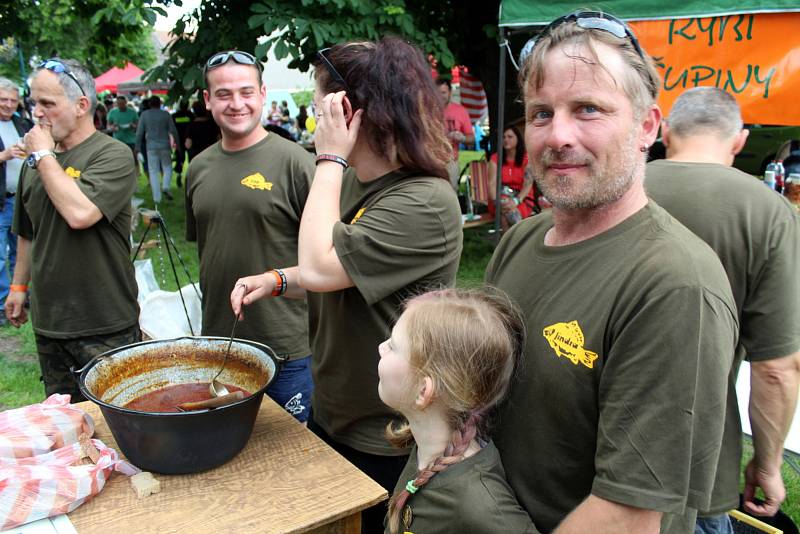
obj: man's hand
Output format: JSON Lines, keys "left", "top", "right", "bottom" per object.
{"left": 0, "top": 143, "right": 27, "bottom": 162}
{"left": 0, "top": 143, "right": 28, "bottom": 161}
{"left": 23, "top": 124, "right": 56, "bottom": 153}
{"left": 4, "top": 290, "right": 28, "bottom": 327}
{"left": 743, "top": 458, "right": 785, "bottom": 516}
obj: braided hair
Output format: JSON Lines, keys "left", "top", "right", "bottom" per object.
{"left": 385, "top": 287, "right": 526, "bottom": 534}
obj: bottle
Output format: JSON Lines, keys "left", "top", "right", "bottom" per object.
{"left": 501, "top": 186, "right": 523, "bottom": 225}
{"left": 775, "top": 159, "right": 785, "bottom": 193}
{"left": 764, "top": 161, "right": 777, "bottom": 189}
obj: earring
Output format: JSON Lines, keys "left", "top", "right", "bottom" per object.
{"left": 640, "top": 144, "right": 649, "bottom": 153}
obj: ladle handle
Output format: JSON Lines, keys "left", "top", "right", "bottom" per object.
{"left": 212, "top": 307, "right": 241, "bottom": 383}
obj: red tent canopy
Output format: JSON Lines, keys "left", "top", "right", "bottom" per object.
{"left": 94, "top": 63, "right": 144, "bottom": 93}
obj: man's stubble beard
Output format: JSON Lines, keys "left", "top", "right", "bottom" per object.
{"left": 534, "top": 128, "right": 642, "bottom": 210}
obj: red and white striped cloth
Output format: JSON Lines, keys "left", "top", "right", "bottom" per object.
{"left": 0, "top": 394, "right": 94, "bottom": 459}
{"left": 458, "top": 68, "right": 488, "bottom": 123}
{"left": 0, "top": 394, "right": 139, "bottom": 530}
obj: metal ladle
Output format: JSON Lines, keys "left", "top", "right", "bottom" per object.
{"left": 209, "top": 284, "right": 245, "bottom": 397}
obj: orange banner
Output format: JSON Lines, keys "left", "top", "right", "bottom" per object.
{"left": 630, "top": 13, "right": 800, "bottom": 126}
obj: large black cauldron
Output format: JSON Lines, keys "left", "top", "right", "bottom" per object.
{"left": 77, "top": 336, "right": 283, "bottom": 474}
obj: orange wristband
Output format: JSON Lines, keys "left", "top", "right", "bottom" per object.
{"left": 269, "top": 270, "right": 283, "bottom": 297}
{"left": 10, "top": 284, "right": 28, "bottom": 292}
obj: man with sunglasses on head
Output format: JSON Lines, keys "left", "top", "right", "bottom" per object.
{"left": 185, "top": 50, "right": 315, "bottom": 422}
{"left": 485, "top": 12, "right": 737, "bottom": 533}
{"left": 0, "top": 77, "right": 32, "bottom": 324}
{"left": 5, "top": 58, "right": 140, "bottom": 401}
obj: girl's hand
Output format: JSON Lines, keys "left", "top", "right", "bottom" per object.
{"left": 230, "top": 274, "right": 273, "bottom": 319}
{"left": 314, "top": 91, "right": 363, "bottom": 161}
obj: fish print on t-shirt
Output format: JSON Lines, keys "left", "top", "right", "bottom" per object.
{"left": 240, "top": 172, "right": 273, "bottom": 191}
{"left": 543, "top": 320, "right": 599, "bottom": 369}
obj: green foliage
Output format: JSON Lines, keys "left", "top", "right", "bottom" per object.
{"left": 291, "top": 89, "right": 314, "bottom": 108}
{"left": 0, "top": 0, "right": 168, "bottom": 83}
{"left": 151, "top": 0, "right": 499, "bottom": 101}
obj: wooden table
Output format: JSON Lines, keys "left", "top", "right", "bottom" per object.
{"left": 68, "top": 399, "right": 387, "bottom": 533}
{"left": 462, "top": 213, "right": 494, "bottom": 229}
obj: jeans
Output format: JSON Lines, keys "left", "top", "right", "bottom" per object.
{"left": 695, "top": 513, "right": 734, "bottom": 534}
{"left": 146, "top": 147, "right": 173, "bottom": 204}
{"left": 265, "top": 355, "right": 313, "bottom": 423}
{"left": 0, "top": 195, "right": 17, "bottom": 309}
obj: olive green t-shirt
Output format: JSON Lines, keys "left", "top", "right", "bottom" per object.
{"left": 13, "top": 131, "right": 139, "bottom": 338}
{"left": 185, "top": 133, "right": 314, "bottom": 359}
{"left": 308, "top": 169, "right": 463, "bottom": 455}
{"left": 646, "top": 159, "right": 800, "bottom": 513}
{"left": 385, "top": 441, "right": 540, "bottom": 533}
{"left": 485, "top": 202, "right": 738, "bottom": 534}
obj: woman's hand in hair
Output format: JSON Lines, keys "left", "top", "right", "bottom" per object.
{"left": 314, "top": 91, "right": 363, "bottom": 161}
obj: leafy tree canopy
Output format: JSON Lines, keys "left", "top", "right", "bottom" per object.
{"left": 0, "top": 0, "right": 173, "bottom": 84}
{"left": 151, "top": 0, "right": 499, "bottom": 104}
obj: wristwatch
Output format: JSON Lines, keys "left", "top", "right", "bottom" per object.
{"left": 26, "top": 149, "right": 56, "bottom": 169}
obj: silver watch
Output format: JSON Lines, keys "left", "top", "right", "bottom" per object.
{"left": 26, "top": 149, "right": 56, "bottom": 169}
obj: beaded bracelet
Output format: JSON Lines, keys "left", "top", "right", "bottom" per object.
{"left": 269, "top": 270, "right": 283, "bottom": 297}
{"left": 275, "top": 268, "right": 287, "bottom": 296}
{"left": 316, "top": 153, "right": 348, "bottom": 169}
{"left": 269, "top": 269, "right": 288, "bottom": 297}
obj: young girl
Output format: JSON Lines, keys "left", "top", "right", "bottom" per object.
{"left": 378, "top": 288, "right": 538, "bottom": 534}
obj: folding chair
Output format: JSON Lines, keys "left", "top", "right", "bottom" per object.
{"left": 463, "top": 160, "right": 493, "bottom": 228}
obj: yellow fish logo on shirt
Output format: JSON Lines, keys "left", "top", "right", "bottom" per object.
{"left": 65, "top": 167, "right": 81, "bottom": 179}
{"left": 350, "top": 207, "right": 366, "bottom": 224}
{"left": 543, "top": 320, "right": 599, "bottom": 369}
{"left": 240, "top": 172, "right": 273, "bottom": 191}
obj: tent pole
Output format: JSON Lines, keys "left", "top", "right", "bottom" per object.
{"left": 494, "top": 28, "right": 508, "bottom": 239}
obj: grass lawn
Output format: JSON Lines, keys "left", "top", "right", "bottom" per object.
{"left": 0, "top": 164, "right": 797, "bottom": 528}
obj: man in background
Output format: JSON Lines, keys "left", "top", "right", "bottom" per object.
{"left": 646, "top": 87, "right": 800, "bottom": 534}
{"left": 136, "top": 95, "right": 178, "bottom": 204}
{"left": 107, "top": 95, "right": 138, "bottom": 155}
{"left": 0, "top": 77, "right": 32, "bottom": 322}
{"left": 437, "top": 78, "right": 474, "bottom": 189}
{"left": 171, "top": 99, "right": 194, "bottom": 187}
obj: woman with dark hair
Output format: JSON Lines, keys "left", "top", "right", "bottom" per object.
{"left": 232, "top": 36, "right": 463, "bottom": 533}
{"left": 295, "top": 104, "right": 308, "bottom": 132}
{"left": 488, "top": 125, "right": 537, "bottom": 228}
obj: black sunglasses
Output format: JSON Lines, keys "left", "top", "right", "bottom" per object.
{"left": 205, "top": 50, "right": 263, "bottom": 74}
{"left": 316, "top": 48, "right": 350, "bottom": 92}
{"left": 534, "top": 11, "right": 646, "bottom": 62}
{"left": 38, "top": 59, "right": 86, "bottom": 97}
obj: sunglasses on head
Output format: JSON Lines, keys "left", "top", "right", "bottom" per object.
{"left": 205, "top": 50, "right": 263, "bottom": 74}
{"left": 316, "top": 48, "right": 350, "bottom": 92}
{"left": 534, "top": 11, "right": 646, "bottom": 62}
{"left": 38, "top": 59, "right": 86, "bottom": 97}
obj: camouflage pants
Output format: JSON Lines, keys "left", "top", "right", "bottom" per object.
{"left": 35, "top": 324, "right": 141, "bottom": 403}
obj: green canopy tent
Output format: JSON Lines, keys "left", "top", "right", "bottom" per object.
{"left": 490, "top": 0, "right": 800, "bottom": 233}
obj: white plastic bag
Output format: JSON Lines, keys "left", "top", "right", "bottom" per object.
{"left": 139, "top": 284, "right": 202, "bottom": 339}
{"left": 133, "top": 259, "right": 160, "bottom": 304}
